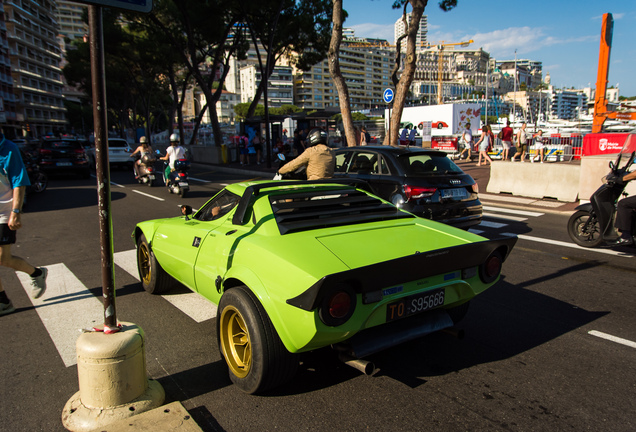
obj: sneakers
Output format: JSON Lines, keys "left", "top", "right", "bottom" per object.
{"left": 29, "top": 267, "right": 48, "bottom": 299}
{"left": 612, "top": 237, "right": 634, "bottom": 246}
{"left": 0, "top": 300, "right": 15, "bottom": 316}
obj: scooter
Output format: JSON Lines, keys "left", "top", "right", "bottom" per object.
{"left": 133, "top": 153, "right": 157, "bottom": 187}
{"left": 567, "top": 151, "right": 636, "bottom": 247}
{"left": 162, "top": 158, "right": 190, "bottom": 197}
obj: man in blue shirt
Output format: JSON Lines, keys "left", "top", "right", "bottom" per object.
{"left": 0, "top": 134, "right": 47, "bottom": 316}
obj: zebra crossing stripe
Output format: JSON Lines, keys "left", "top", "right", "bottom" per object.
{"left": 482, "top": 206, "right": 544, "bottom": 217}
{"left": 113, "top": 249, "right": 217, "bottom": 323}
{"left": 17, "top": 263, "right": 103, "bottom": 367}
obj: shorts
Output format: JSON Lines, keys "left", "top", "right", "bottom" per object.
{"left": 253, "top": 144, "right": 262, "bottom": 152}
{"left": 502, "top": 141, "right": 512, "bottom": 150}
{"left": 240, "top": 147, "right": 249, "bottom": 155}
{"left": 0, "top": 224, "right": 16, "bottom": 245}
{"left": 479, "top": 142, "right": 489, "bottom": 152}
{"left": 518, "top": 143, "right": 528, "bottom": 152}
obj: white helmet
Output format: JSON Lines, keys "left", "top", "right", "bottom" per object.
{"left": 140, "top": 136, "right": 147, "bottom": 144}
{"left": 170, "top": 133, "right": 179, "bottom": 143}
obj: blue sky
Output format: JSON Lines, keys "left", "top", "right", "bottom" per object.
{"left": 343, "top": 0, "right": 636, "bottom": 97}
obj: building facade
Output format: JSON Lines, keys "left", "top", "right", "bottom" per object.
{"left": 293, "top": 41, "right": 393, "bottom": 111}
{"left": 4, "top": 0, "right": 66, "bottom": 138}
{"left": 240, "top": 64, "right": 293, "bottom": 107}
{"left": 394, "top": 13, "right": 427, "bottom": 49}
{"left": 0, "top": 3, "right": 17, "bottom": 134}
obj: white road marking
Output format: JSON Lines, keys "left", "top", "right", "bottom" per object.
{"left": 589, "top": 330, "right": 636, "bottom": 349}
{"left": 114, "top": 249, "right": 217, "bottom": 323}
{"left": 133, "top": 189, "right": 165, "bottom": 201}
{"left": 482, "top": 206, "right": 545, "bottom": 217}
{"left": 482, "top": 213, "right": 528, "bottom": 222}
{"left": 189, "top": 176, "right": 211, "bottom": 183}
{"left": 17, "top": 264, "right": 103, "bottom": 367}
{"left": 501, "top": 233, "right": 634, "bottom": 257}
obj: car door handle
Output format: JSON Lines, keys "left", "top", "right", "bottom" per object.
{"left": 226, "top": 229, "right": 237, "bottom": 236}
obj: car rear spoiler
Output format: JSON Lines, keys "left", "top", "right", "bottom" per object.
{"left": 232, "top": 179, "right": 372, "bottom": 225}
{"left": 286, "top": 236, "right": 517, "bottom": 311}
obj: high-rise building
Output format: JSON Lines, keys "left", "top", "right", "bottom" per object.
{"left": 4, "top": 0, "right": 66, "bottom": 138}
{"left": 55, "top": 1, "right": 87, "bottom": 43}
{"left": 0, "top": 3, "right": 18, "bottom": 135}
{"left": 394, "top": 13, "right": 427, "bottom": 50}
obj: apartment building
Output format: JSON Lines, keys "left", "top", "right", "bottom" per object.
{"left": 4, "top": 0, "right": 66, "bottom": 138}
{"left": 0, "top": 3, "right": 17, "bottom": 133}
{"left": 293, "top": 42, "right": 394, "bottom": 111}
{"left": 394, "top": 13, "right": 427, "bottom": 49}
{"left": 240, "top": 64, "right": 293, "bottom": 107}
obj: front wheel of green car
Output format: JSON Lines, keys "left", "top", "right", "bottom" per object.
{"left": 217, "top": 286, "right": 298, "bottom": 394}
{"left": 136, "top": 234, "right": 173, "bottom": 294}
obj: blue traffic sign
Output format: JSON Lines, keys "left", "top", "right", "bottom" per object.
{"left": 383, "top": 88, "right": 394, "bottom": 104}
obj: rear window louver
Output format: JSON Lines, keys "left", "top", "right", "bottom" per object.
{"left": 270, "top": 188, "right": 412, "bottom": 235}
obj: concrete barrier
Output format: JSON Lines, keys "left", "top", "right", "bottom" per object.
{"left": 579, "top": 154, "right": 636, "bottom": 202}
{"left": 487, "top": 161, "right": 581, "bottom": 202}
{"left": 187, "top": 145, "right": 222, "bottom": 165}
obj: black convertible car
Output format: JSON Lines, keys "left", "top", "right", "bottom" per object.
{"left": 334, "top": 146, "right": 482, "bottom": 229}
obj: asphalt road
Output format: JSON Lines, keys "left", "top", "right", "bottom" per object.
{"left": 1, "top": 165, "right": 635, "bottom": 432}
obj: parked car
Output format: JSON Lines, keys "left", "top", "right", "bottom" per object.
{"left": 38, "top": 138, "right": 91, "bottom": 179}
{"left": 133, "top": 179, "right": 516, "bottom": 394}
{"left": 334, "top": 146, "right": 482, "bottom": 229}
{"left": 85, "top": 138, "right": 133, "bottom": 169}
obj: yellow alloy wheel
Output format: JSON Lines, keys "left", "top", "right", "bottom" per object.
{"left": 137, "top": 242, "right": 152, "bottom": 285}
{"left": 220, "top": 305, "right": 252, "bottom": 378}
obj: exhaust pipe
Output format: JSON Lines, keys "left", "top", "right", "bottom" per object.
{"left": 339, "top": 354, "right": 376, "bottom": 376}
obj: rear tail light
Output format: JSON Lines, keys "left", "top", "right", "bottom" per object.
{"left": 471, "top": 183, "right": 479, "bottom": 194}
{"left": 178, "top": 172, "right": 186, "bottom": 178}
{"left": 479, "top": 250, "right": 502, "bottom": 283}
{"left": 403, "top": 185, "right": 436, "bottom": 201}
{"left": 39, "top": 149, "right": 52, "bottom": 156}
{"left": 319, "top": 284, "right": 356, "bottom": 326}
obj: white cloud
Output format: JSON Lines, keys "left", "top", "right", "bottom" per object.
{"left": 351, "top": 23, "right": 395, "bottom": 41}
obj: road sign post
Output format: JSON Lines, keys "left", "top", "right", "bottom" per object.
{"left": 383, "top": 88, "right": 394, "bottom": 145}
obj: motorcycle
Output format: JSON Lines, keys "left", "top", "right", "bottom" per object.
{"left": 162, "top": 158, "right": 190, "bottom": 197}
{"left": 273, "top": 153, "right": 306, "bottom": 180}
{"left": 132, "top": 152, "right": 157, "bottom": 187}
{"left": 21, "top": 149, "right": 48, "bottom": 194}
{"left": 567, "top": 151, "right": 636, "bottom": 247}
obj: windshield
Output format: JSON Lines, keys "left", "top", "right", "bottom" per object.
{"left": 398, "top": 153, "right": 463, "bottom": 175}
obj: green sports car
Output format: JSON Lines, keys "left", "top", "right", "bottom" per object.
{"left": 133, "top": 180, "right": 516, "bottom": 394}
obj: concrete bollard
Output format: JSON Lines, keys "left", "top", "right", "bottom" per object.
{"left": 61, "top": 322, "right": 164, "bottom": 432}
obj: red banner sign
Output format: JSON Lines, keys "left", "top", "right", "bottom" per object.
{"left": 582, "top": 133, "right": 629, "bottom": 156}
{"left": 431, "top": 137, "right": 458, "bottom": 152}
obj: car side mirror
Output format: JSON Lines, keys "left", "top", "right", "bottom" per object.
{"left": 181, "top": 205, "right": 193, "bottom": 220}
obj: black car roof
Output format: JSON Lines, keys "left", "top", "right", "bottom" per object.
{"left": 336, "top": 146, "right": 447, "bottom": 157}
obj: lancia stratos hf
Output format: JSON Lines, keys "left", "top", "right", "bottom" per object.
{"left": 132, "top": 180, "right": 516, "bottom": 394}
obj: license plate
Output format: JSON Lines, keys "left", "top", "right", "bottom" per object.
{"left": 148, "top": 175, "right": 155, "bottom": 180}
{"left": 441, "top": 188, "right": 467, "bottom": 199}
{"left": 179, "top": 182, "right": 188, "bottom": 187}
{"left": 386, "top": 288, "right": 445, "bottom": 322}
{"left": 57, "top": 162, "right": 72, "bottom": 166}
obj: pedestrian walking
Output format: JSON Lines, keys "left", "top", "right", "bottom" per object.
{"left": 458, "top": 122, "right": 474, "bottom": 160}
{"left": 252, "top": 133, "right": 263, "bottom": 164}
{"left": 360, "top": 126, "right": 371, "bottom": 145}
{"left": 475, "top": 125, "right": 494, "bottom": 166}
{"left": 0, "top": 133, "right": 48, "bottom": 316}
{"left": 531, "top": 130, "right": 546, "bottom": 163}
{"left": 512, "top": 122, "right": 528, "bottom": 162}
{"left": 500, "top": 120, "right": 514, "bottom": 161}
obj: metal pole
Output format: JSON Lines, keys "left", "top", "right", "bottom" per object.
{"left": 89, "top": 6, "right": 117, "bottom": 331}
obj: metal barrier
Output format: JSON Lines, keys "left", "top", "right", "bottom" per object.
{"left": 487, "top": 134, "right": 583, "bottom": 162}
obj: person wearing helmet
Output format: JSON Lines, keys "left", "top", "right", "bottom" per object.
{"left": 130, "top": 136, "right": 152, "bottom": 178}
{"left": 277, "top": 128, "right": 334, "bottom": 180}
{"left": 160, "top": 133, "right": 186, "bottom": 181}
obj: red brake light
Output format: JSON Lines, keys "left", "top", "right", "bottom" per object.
{"left": 39, "top": 149, "right": 52, "bottom": 155}
{"left": 328, "top": 292, "right": 352, "bottom": 319}
{"left": 404, "top": 185, "right": 436, "bottom": 200}
{"left": 178, "top": 173, "right": 186, "bottom": 178}
{"left": 480, "top": 251, "right": 503, "bottom": 283}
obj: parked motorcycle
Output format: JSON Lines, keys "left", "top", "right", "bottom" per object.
{"left": 567, "top": 151, "right": 636, "bottom": 247}
{"left": 132, "top": 152, "right": 157, "bottom": 187}
{"left": 21, "top": 149, "right": 48, "bottom": 194}
{"left": 162, "top": 158, "right": 190, "bottom": 197}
